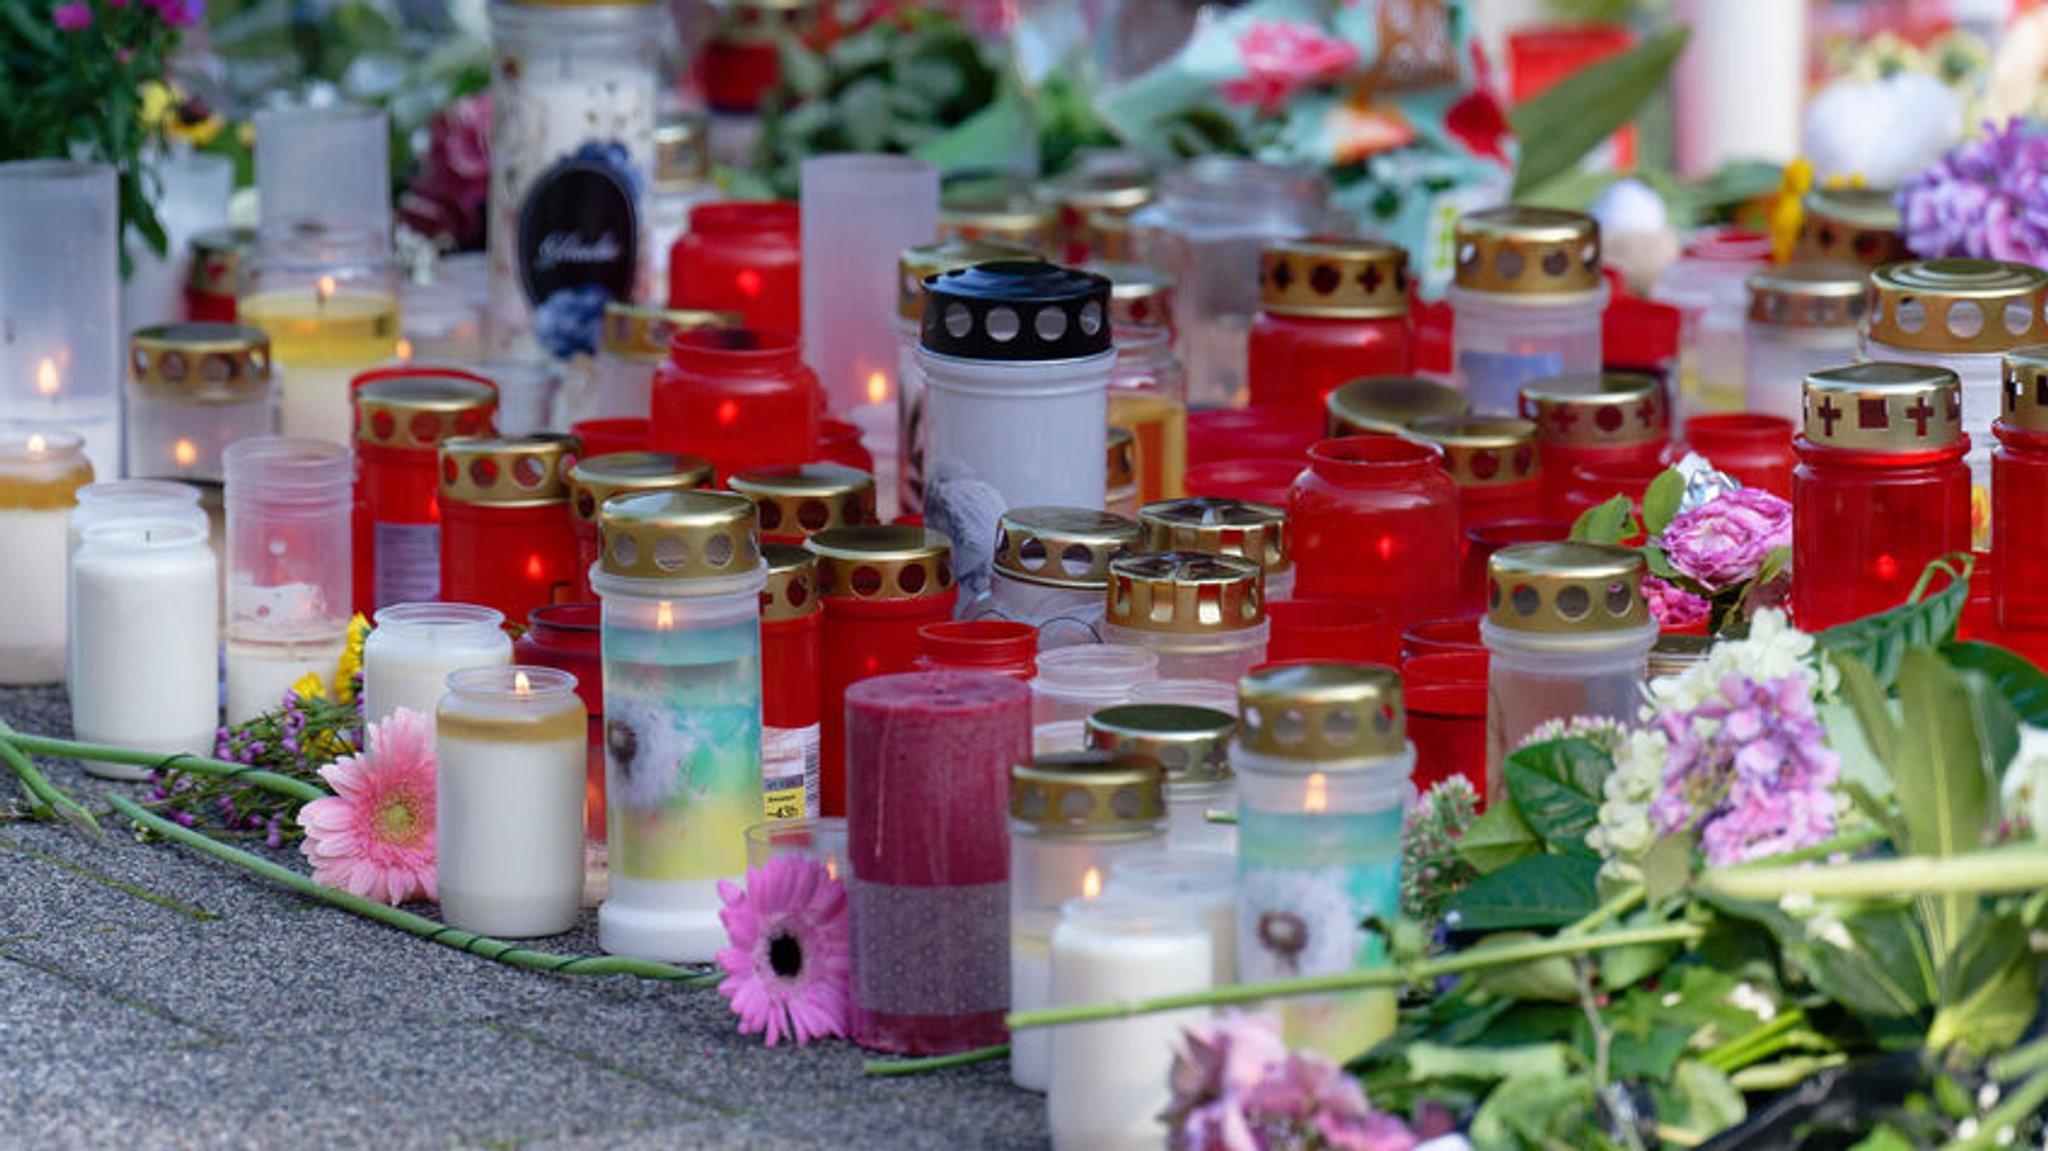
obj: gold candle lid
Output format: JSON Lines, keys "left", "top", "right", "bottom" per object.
{"left": 728, "top": 463, "right": 878, "bottom": 540}
{"left": 1486, "top": 541, "right": 1649, "bottom": 633}
{"left": 1406, "top": 414, "right": 1541, "bottom": 487}
{"left": 439, "top": 434, "right": 580, "bottom": 507}
{"left": 1326, "top": 375, "right": 1471, "bottom": 436}
{"left": 187, "top": 226, "right": 253, "bottom": 297}
{"left": 1237, "top": 663, "right": 1405, "bottom": 762}
{"left": 1105, "top": 551, "right": 1265, "bottom": 635}
{"left": 1796, "top": 186, "right": 1908, "bottom": 266}
{"left": 1010, "top": 750, "right": 1167, "bottom": 830}
{"left": 568, "top": 451, "right": 715, "bottom": 524}
{"left": 807, "top": 524, "right": 955, "bottom": 603}
{"left": 1107, "top": 426, "right": 1138, "bottom": 494}
{"left": 357, "top": 373, "right": 498, "bottom": 450}
{"left": 601, "top": 302, "right": 741, "bottom": 361}
{"left": 995, "top": 507, "right": 1140, "bottom": 589}
{"left": 128, "top": 323, "right": 272, "bottom": 400}
{"left": 2003, "top": 346, "right": 2048, "bottom": 434}
{"left": 713, "top": 0, "right": 817, "bottom": 41}
{"left": 1453, "top": 206, "right": 1602, "bottom": 295}
{"left": 1866, "top": 259, "right": 2048, "bottom": 354}
{"left": 1802, "top": 361, "right": 1963, "bottom": 451}
{"left": 939, "top": 175, "right": 1056, "bottom": 252}
{"left": 1083, "top": 209, "right": 1136, "bottom": 263}
{"left": 1084, "top": 262, "right": 1177, "bottom": 331}
{"left": 598, "top": 489, "right": 761, "bottom": 581}
{"left": 655, "top": 115, "right": 709, "bottom": 191}
{"left": 761, "top": 542, "right": 820, "bottom": 622}
{"left": 1746, "top": 261, "right": 1870, "bottom": 328}
{"left": 1260, "top": 238, "right": 1409, "bottom": 319}
{"left": 1137, "top": 498, "right": 1289, "bottom": 576}
{"left": 1084, "top": 703, "right": 1235, "bottom": 786}
{"left": 1519, "top": 371, "right": 1667, "bottom": 448}
{"left": 898, "top": 239, "right": 1036, "bottom": 322}
{"left": 0, "top": 430, "right": 93, "bottom": 508}
{"left": 1035, "top": 165, "right": 1154, "bottom": 218}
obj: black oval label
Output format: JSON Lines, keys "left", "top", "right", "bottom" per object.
{"left": 517, "top": 149, "right": 639, "bottom": 359}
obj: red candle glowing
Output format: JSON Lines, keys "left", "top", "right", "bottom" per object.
{"left": 1247, "top": 239, "right": 1416, "bottom": 415}
{"left": 1679, "top": 413, "right": 1796, "bottom": 497}
{"left": 1519, "top": 371, "right": 1670, "bottom": 521}
{"left": 651, "top": 328, "right": 820, "bottom": 483}
{"left": 1288, "top": 435, "right": 1461, "bottom": 640}
{"left": 351, "top": 368, "right": 497, "bottom": 615}
{"left": 438, "top": 434, "right": 583, "bottom": 626}
{"left": 1995, "top": 351, "right": 2048, "bottom": 635}
{"left": 667, "top": 202, "right": 801, "bottom": 335}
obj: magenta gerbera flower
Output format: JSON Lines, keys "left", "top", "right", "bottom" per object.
{"left": 715, "top": 855, "right": 850, "bottom": 1047}
{"left": 296, "top": 707, "right": 438, "bottom": 906}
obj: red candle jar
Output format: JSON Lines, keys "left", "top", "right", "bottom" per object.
{"left": 1680, "top": 413, "right": 1796, "bottom": 497}
{"left": 667, "top": 202, "right": 801, "bottom": 336}
{"left": 651, "top": 328, "right": 820, "bottom": 483}
{"left": 1407, "top": 414, "right": 1543, "bottom": 534}
{"left": 1288, "top": 435, "right": 1461, "bottom": 638}
{"left": 699, "top": 0, "right": 824, "bottom": 113}
{"left": 438, "top": 434, "right": 583, "bottom": 625}
{"left": 351, "top": 369, "right": 498, "bottom": 614}
{"left": 1248, "top": 239, "right": 1415, "bottom": 415}
{"left": 815, "top": 417, "right": 875, "bottom": 473}
{"left": 1520, "top": 371, "right": 1670, "bottom": 521}
{"left": 1401, "top": 651, "right": 1487, "bottom": 797}
{"left": 1186, "top": 407, "right": 1320, "bottom": 469}
{"left": 1558, "top": 456, "right": 1667, "bottom": 524}
{"left": 762, "top": 544, "right": 823, "bottom": 822}
{"left": 809, "top": 525, "right": 959, "bottom": 817}
{"left": 1264, "top": 598, "right": 1394, "bottom": 665}
{"left": 1996, "top": 351, "right": 2048, "bottom": 633}
{"left": 185, "top": 226, "right": 249, "bottom": 323}
{"left": 565, "top": 452, "right": 714, "bottom": 600}
{"left": 915, "top": 620, "right": 1038, "bottom": 679}
{"left": 569, "top": 417, "right": 652, "bottom": 458}
{"left": 1793, "top": 363, "right": 1972, "bottom": 632}
{"left": 1324, "top": 375, "right": 1468, "bottom": 438}
{"left": 512, "top": 602, "right": 607, "bottom": 855}
{"left": 1461, "top": 518, "right": 1572, "bottom": 616}
{"left": 1184, "top": 458, "right": 1303, "bottom": 507}
{"left": 1402, "top": 616, "right": 1485, "bottom": 660}
{"left": 728, "top": 462, "right": 878, "bottom": 545}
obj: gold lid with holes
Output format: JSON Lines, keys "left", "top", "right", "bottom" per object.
{"left": 1084, "top": 704, "right": 1235, "bottom": 786}
{"left": 807, "top": 524, "right": 955, "bottom": 603}
{"left": 1009, "top": 750, "right": 1167, "bottom": 831}
{"left": 128, "top": 324, "right": 273, "bottom": 399}
{"left": 188, "top": 226, "right": 253, "bottom": 297}
{"left": 598, "top": 489, "right": 761, "bottom": 582}
{"left": 1260, "top": 238, "right": 1410, "bottom": 319}
{"left": 1802, "top": 361, "right": 1963, "bottom": 451}
{"left": 1406, "top": 415, "right": 1541, "bottom": 487}
{"left": 568, "top": 452, "right": 714, "bottom": 524}
{"left": 356, "top": 374, "right": 498, "bottom": 450}
{"left": 1519, "top": 372, "right": 1667, "bottom": 448}
{"left": 1866, "top": 259, "right": 2048, "bottom": 354}
{"left": 2003, "top": 347, "right": 2048, "bottom": 433}
{"left": 655, "top": 116, "right": 709, "bottom": 191}
{"left": 1036, "top": 166, "right": 1154, "bottom": 218}
{"left": 1453, "top": 206, "right": 1602, "bottom": 295}
{"left": 1107, "top": 427, "right": 1138, "bottom": 494}
{"left": 1084, "top": 210, "right": 1136, "bottom": 263}
{"left": 1797, "top": 187, "right": 1908, "bottom": 266}
{"left": 1237, "top": 663, "right": 1405, "bottom": 762}
{"left": 1138, "top": 499, "right": 1289, "bottom": 577}
{"left": 1746, "top": 261, "right": 1869, "bottom": 328}
{"left": 728, "top": 463, "right": 878, "bottom": 540}
{"left": 1326, "top": 376, "right": 1470, "bottom": 436}
{"left": 1486, "top": 542, "right": 1649, "bottom": 634}
{"left": 898, "top": 240, "right": 1036, "bottom": 322}
{"left": 712, "top": 0, "right": 817, "bottom": 42}
{"left": 761, "top": 543, "right": 819, "bottom": 622}
{"left": 1105, "top": 552, "right": 1265, "bottom": 635}
{"left": 1084, "top": 262, "right": 1177, "bottom": 331}
{"left": 939, "top": 176, "right": 1057, "bottom": 252}
{"left": 601, "top": 302, "right": 741, "bottom": 361}
{"left": 438, "top": 434, "right": 579, "bottom": 507}
{"left": 995, "top": 507, "right": 1140, "bottom": 589}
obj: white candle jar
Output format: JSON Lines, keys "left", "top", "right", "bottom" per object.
{"left": 1481, "top": 542, "right": 1656, "bottom": 791}
{"left": 71, "top": 517, "right": 218, "bottom": 779}
{"left": 592, "top": 490, "right": 766, "bottom": 962}
{"left": 363, "top": 603, "right": 513, "bottom": 728}
{"left": 968, "top": 507, "right": 1138, "bottom": 649}
{"left": 0, "top": 162, "right": 123, "bottom": 475}
{"left": 1008, "top": 749, "right": 1167, "bottom": 1092}
{"left": 1030, "top": 644, "right": 1159, "bottom": 729}
{"left": 1086, "top": 703, "right": 1239, "bottom": 856}
{"left": 801, "top": 154, "right": 940, "bottom": 420}
{"left": 567, "top": 302, "right": 737, "bottom": 426}
{"left": 1138, "top": 497, "right": 1293, "bottom": 603}
{"left": 222, "top": 437, "right": 354, "bottom": 723}
{"left": 1743, "top": 262, "right": 1867, "bottom": 425}
{"left": 70, "top": 480, "right": 203, "bottom": 555}
{"left": 919, "top": 261, "right": 1115, "bottom": 601}
{"left": 436, "top": 665, "right": 588, "bottom": 937}
{"left": 1234, "top": 663, "right": 1414, "bottom": 1062}
{"left": 1648, "top": 228, "right": 1771, "bottom": 419}
{"left": 238, "top": 224, "right": 399, "bottom": 446}
{"left": 1104, "top": 849, "right": 1237, "bottom": 984}
{"left": 0, "top": 430, "right": 92, "bottom": 686}
{"left": 1449, "top": 207, "right": 1609, "bottom": 417}
{"left": 1101, "top": 552, "right": 1269, "bottom": 687}
{"left": 125, "top": 324, "right": 277, "bottom": 483}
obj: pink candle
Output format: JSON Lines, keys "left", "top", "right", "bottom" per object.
{"left": 845, "top": 671, "right": 1030, "bottom": 1055}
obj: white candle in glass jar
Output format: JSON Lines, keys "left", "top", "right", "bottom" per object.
{"left": 436, "top": 665, "right": 587, "bottom": 937}
{"left": 363, "top": 602, "right": 510, "bottom": 728}
{"left": 0, "top": 430, "right": 93, "bottom": 686}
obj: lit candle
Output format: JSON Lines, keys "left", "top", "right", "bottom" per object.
{"left": 0, "top": 429, "right": 92, "bottom": 686}
{"left": 1104, "top": 849, "right": 1238, "bottom": 984}
{"left": 124, "top": 324, "right": 277, "bottom": 483}
{"left": 436, "top": 666, "right": 588, "bottom": 937}
{"left": 438, "top": 434, "right": 583, "bottom": 626}
{"left": 240, "top": 265, "right": 400, "bottom": 447}
{"left": 362, "top": 603, "right": 513, "bottom": 730}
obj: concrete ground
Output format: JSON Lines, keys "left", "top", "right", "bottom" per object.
{"left": 0, "top": 685, "right": 1048, "bottom": 1151}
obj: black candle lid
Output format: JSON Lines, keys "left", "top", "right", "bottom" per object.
{"left": 919, "top": 260, "right": 1113, "bottom": 363}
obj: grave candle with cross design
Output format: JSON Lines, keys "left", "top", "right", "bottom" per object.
{"left": 1247, "top": 239, "right": 1416, "bottom": 416}
{"left": 1792, "top": 362, "right": 1970, "bottom": 632}
{"left": 1288, "top": 435, "right": 1462, "bottom": 642}
{"left": 1518, "top": 370, "right": 1670, "bottom": 522}
{"left": 437, "top": 433, "right": 584, "bottom": 627}
{"left": 1995, "top": 348, "right": 2048, "bottom": 635}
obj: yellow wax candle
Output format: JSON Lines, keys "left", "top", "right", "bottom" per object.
{"left": 240, "top": 281, "right": 399, "bottom": 445}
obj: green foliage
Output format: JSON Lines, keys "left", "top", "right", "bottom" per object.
{"left": 1508, "top": 25, "right": 1689, "bottom": 195}
{"left": 1569, "top": 494, "right": 1639, "bottom": 546}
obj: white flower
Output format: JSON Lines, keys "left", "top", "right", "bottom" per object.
{"left": 1728, "top": 982, "right": 1778, "bottom": 1022}
{"left": 605, "top": 698, "right": 692, "bottom": 811}
{"left": 1803, "top": 71, "right": 1965, "bottom": 187}
{"left": 1646, "top": 609, "right": 1829, "bottom": 716}
{"left": 1999, "top": 725, "right": 2048, "bottom": 836}
{"left": 1589, "top": 728, "right": 1666, "bottom": 877}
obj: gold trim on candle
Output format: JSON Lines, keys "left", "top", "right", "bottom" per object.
{"left": 1106, "top": 551, "right": 1264, "bottom": 635}
{"left": 1085, "top": 703, "right": 1235, "bottom": 786}
{"left": 1085, "top": 262, "right": 1177, "bottom": 332}
{"left": 1326, "top": 375, "right": 1470, "bottom": 437}
{"left": 1236, "top": 663, "right": 1405, "bottom": 762}
{"left": 600, "top": 302, "right": 741, "bottom": 362}
{"left": 356, "top": 374, "right": 498, "bottom": 450}
{"left": 761, "top": 543, "right": 819, "bottom": 622}
{"left": 1138, "top": 498, "right": 1289, "bottom": 577}
{"left": 939, "top": 175, "right": 1056, "bottom": 253}
{"left": 806, "top": 525, "right": 954, "bottom": 603}
{"left": 994, "top": 507, "right": 1140, "bottom": 590}
{"left": 129, "top": 323, "right": 273, "bottom": 400}
{"left": 1260, "top": 238, "right": 1409, "bottom": 319}
{"left": 1406, "top": 414, "right": 1541, "bottom": 487}
{"left": 599, "top": 489, "right": 761, "bottom": 583}
{"left": 1866, "top": 258, "right": 2048, "bottom": 355}
{"left": 569, "top": 452, "right": 715, "bottom": 524}
{"left": 2002, "top": 346, "right": 2048, "bottom": 434}
{"left": 728, "top": 463, "right": 878, "bottom": 540}
{"left": 1746, "top": 261, "right": 1869, "bottom": 329}
{"left": 1453, "top": 206, "right": 1601, "bottom": 296}
{"left": 1802, "top": 361, "right": 1964, "bottom": 452}
{"left": 439, "top": 434, "right": 580, "bottom": 507}
{"left": 1518, "top": 371, "right": 1666, "bottom": 449}
{"left": 1485, "top": 541, "right": 1649, "bottom": 634}
{"left": 1796, "top": 186, "right": 1907, "bottom": 266}
{"left": 1010, "top": 750, "right": 1167, "bottom": 830}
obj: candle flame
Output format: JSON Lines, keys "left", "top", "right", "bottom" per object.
{"left": 395, "top": 337, "right": 414, "bottom": 363}
{"left": 826, "top": 859, "right": 840, "bottom": 881}
{"left": 656, "top": 600, "right": 674, "bottom": 630}
{"left": 866, "top": 371, "right": 888, "bottom": 405}
{"left": 36, "top": 359, "right": 59, "bottom": 398}
{"left": 316, "top": 275, "right": 337, "bottom": 302}
{"left": 1081, "top": 867, "right": 1102, "bottom": 900}
{"left": 26, "top": 433, "right": 46, "bottom": 453}
{"left": 173, "top": 439, "right": 198, "bottom": 468}
{"left": 1304, "top": 772, "right": 1329, "bottom": 814}
{"left": 514, "top": 670, "right": 532, "bottom": 695}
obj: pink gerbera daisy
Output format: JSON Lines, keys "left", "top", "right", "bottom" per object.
{"left": 297, "top": 707, "right": 438, "bottom": 905}
{"left": 714, "top": 855, "right": 851, "bottom": 1046}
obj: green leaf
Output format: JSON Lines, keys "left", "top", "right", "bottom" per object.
{"left": 1406, "top": 1040, "right": 1571, "bottom": 1083}
{"left": 1929, "top": 912, "right": 2034, "bottom": 1055}
{"left": 1458, "top": 797, "right": 1541, "bottom": 875}
{"left": 1641, "top": 468, "right": 1684, "bottom": 537}
{"left": 1597, "top": 937, "right": 1680, "bottom": 993}
{"left": 1943, "top": 640, "right": 2048, "bottom": 727}
{"left": 1509, "top": 26, "right": 1691, "bottom": 195}
{"left": 1446, "top": 853, "right": 1602, "bottom": 931}
{"left": 1640, "top": 828, "right": 1696, "bottom": 907}
{"left": 1500, "top": 738, "right": 1610, "bottom": 854}
{"left": 1468, "top": 934, "right": 1582, "bottom": 1003}
{"left": 1817, "top": 554, "right": 1973, "bottom": 689}
{"left": 776, "top": 38, "right": 831, "bottom": 98}
{"left": 1655, "top": 1060, "right": 1748, "bottom": 1138}
{"left": 1848, "top": 1126, "right": 1920, "bottom": 1151}
{"left": 1831, "top": 653, "right": 1900, "bottom": 775}
{"left": 1892, "top": 647, "right": 1990, "bottom": 962}
{"left": 912, "top": 89, "right": 1032, "bottom": 174}
{"left": 1468, "top": 1071, "right": 1599, "bottom": 1150}
{"left": 1569, "top": 495, "right": 1638, "bottom": 545}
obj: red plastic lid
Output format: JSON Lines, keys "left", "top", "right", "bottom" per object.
{"left": 914, "top": 620, "right": 1038, "bottom": 680}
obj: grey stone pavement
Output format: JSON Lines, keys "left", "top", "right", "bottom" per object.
{"left": 0, "top": 686, "right": 1048, "bottom": 1151}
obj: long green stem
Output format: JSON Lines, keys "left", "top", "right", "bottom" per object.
{"left": 1990, "top": 1035, "right": 2048, "bottom": 1082}
{"left": 1726, "top": 826, "right": 1885, "bottom": 869}
{"left": 1560, "top": 884, "right": 1643, "bottom": 937}
{"left": 1701, "top": 1009, "right": 1807, "bottom": 1074}
{"left": 0, "top": 721, "right": 102, "bottom": 837}
{"left": 7, "top": 731, "right": 329, "bottom": 804}
{"left": 108, "top": 795, "right": 719, "bottom": 987}
{"left": 1005, "top": 922, "right": 1704, "bottom": 1032}
{"left": 1939, "top": 1068, "right": 2048, "bottom": 1151}
{"left": 863, "top": 1045, "right": 1009, "bottom": 1077}
{"left": 1702, "top": 847, "right": 2048, "bottom": 902}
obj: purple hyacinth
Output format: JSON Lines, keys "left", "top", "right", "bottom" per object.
{"left": 1898, "top": 118, "right": 2048, "bottom": 265}
{"left": 1648, "top": 672, "right": 1840, "bottom": 867}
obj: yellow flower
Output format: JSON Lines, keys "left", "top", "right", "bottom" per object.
{"left": 334, "top": 613, "right": 372, "bottom": 705}
{"left": 1768, "top": 157, "right": 1814, "bottom": 264}
{"left": 138, "top": 80, "right": 177, "bottom": 131}
{"left": 291, "top": 672, "right": 329, "bottom": 703}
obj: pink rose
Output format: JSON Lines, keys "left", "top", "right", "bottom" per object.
{"left": 1659, "top": 488, "right": 1793, "bottom": 592}
{"left": 1643, "top": 574, "right": 1711, "bottom": 631}
{"left": 52, "top": 1, "right": 92, "bottom": 30}
{"left": 1219, "top": 21, "right": 1362, "bottom": 114}
{"left": 399, "top": 93, "right": 492, "bottom": 251}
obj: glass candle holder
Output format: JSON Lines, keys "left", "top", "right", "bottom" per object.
{"left": 1406, "top": 414, "right": 1544, "bottom": 535}
{"left": 187, "top": 226, "right": 253, "bottom": 324}
{"left": 1265, "top": 598, "right": 1395, "bottom": 666}
{"left": 1402, "top": 616, "right": 1486, "bottom": 660}
{"left": 845, "top": 670, "right": 1030, "bottom": 1055}
{"left": 1288, "top": 436, "right": 1461, "bottom": 639}
{"left": 1519, "top": 370, "right": 1670, "bottom": 521}
{"left": 744, "top": 816, "right": 848, "bottom": 876}
{"left": 1138, "top": 497, "right": 1292, "bottom": 602}
{"left": 667, "top": 201, "right": 801, "bottom": 336}
{"left": 1679, "top": 413, "right": 1797, "bottom": 497}
{"left": 222, "top": 437, "right": 352, "bottom": 722}
{"left": 70, "top": 479, "right": 203, "bottom": 554}
{"left": 1448, "top": 207, "right": 1608, "bottom": 416}
{"left": 239, "top": 223, "right": 401, "bottom": 446}
{"left": 728, "top": 462, "right": 878, "bottom": 545}
{"left": 1106, "top": 426, "right": 1140, "bottom": 520}
{"left": 1743, "top": 261, "right": 1866, "bottom": 424}
{"left": 1324, "top": 375, "right": 1470, "bottom": 438}
{"left": 363, "top": 602, "right": 512, "bottom": 728}
{"left": 814, "top": 418, "right": 873, "bottom": 473}
{"left": 352, "top": 369, "right": 499, "bottom": 613}
{"left": 917, "top": 620, "right": 1039, "bottom": 680}
{"left": 593, "top": 490, "right": 765, "bottom": 961}
{"left": 1648, "top": 227, "right": 1771, "bottom": 418}
{"left": 570, "top": 416, "right": 651, "bottom": 458}
{"left": 1098, "top": 265, "right": 1188, "bottom": 506}
{"left": 1480, "top": 542, "right": 1656, "bottom": 790}
{"left": 1248, "top": 239, "right": 1416, "bottom": 416}
{"left": 648, "top": 115, "right": 714, "bottom": 297}
{"left": 512, "top": 601, "right": 608, "bottom": 903}
{"left": 125, "top": 324, "right": 276, "bottom": 483}
{"left": 1796, "top": 186, "right": 1908, "bottom": 267}
{"left": 762, "top": 544, "right": 822, "bottom": 822}
{"left": 1101, "top": 552, "right": 1269, "bottom": 686}
{"left": 1009, "top": 749, "right": 1167, "bottom": 1091}
{"left": 254, "top": 103, "right": 391, "bottom": 238}
{"left": 566, "top": 451, "right": 714, "bottom": 600}
{"left": 1184, "top": 458, "right": 1304, "bottom": 508}
{"left": 1793, "top": 362, "right": 1971, "bottom": 632}
{"left": 439, "top": 434, "right": 582, "bottom": 626}
{"left": 1085, "top": 703, "right": 1237, "bottom": 855}
{"left": 0, "top": 162, "right": 122, "bottom": 475}
{"left": 810, "top": 525, "right": 959, "bottom": 817}
{"left": 651, "top": 328, "right": 820, "bottom": 483}
{"left": 968, "top": 507, "right": 1138, "bottom": 649}
{"left": 801, "top": 154, "right": 940, "bottom": 419}
{"left": 398, "top": 252, "right": 487, "bottom": 364}
{"left": 1039, "top": 159, "right": 1154, "bottom": 266}
{"left": 70, "top": 517, "right": 217, "bottom": 779}
{"left": 0, "top": 430, "right": 92, "bottom": 686}
{"left": 1031, "top": 644, "right": 1159, "bottom": 727}
{"left": 1188, "top": 406, "right": 1321, "bottom": 469}
{"left": 1104, "top": 849, "right": 1235, "bottom": 983}
{"left": 569, "top": 302, "right": 738, "bottom": 426}
{"left": 935, "top": 174, "right": 1052, "bottom": 252}
{"left": 1998, "top": 350, "right": 2048, "bottom": 634}
{"left": 1234, "top": 663, "right": 1413, "bottom": 1061}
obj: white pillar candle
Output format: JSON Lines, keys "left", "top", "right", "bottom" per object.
{"left": 1104, "top": 849, "right": 1238, "bottom": 985}
{"left": 1671, "top": 0, "right": 1807, "bottom": 178}
{"left": 70, "top": 517, "right": 218, "bottom": 780}
{"left": 362, "top": 602, "right": 511, "bottom": 728}
{"left": 0, "top": 430, "right": 93, "bottom": 686}
{"left": 436, "top": 665, "right": 588, "bottom": 937}
{"left": 66, "top": 481, "right": 209, "bottom": 698}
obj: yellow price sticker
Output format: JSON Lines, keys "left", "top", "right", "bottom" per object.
{"left": 763, "top": 786, "right": 806, "bottom": 823}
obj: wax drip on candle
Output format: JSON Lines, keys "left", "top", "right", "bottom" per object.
{"left": 36, "top": 359, "right": 59, "bottom": 399}
{"left": 174, "top": 439, "right": 199, "bottom": 469}
{"left": 1081, "top": 867, "right": 1102, "bottom": 900}
{"left": 865, "top": 371, "right": 889, "bottom": 406}
{"left": 514, "top": 669, "right": 532, "bottom": 695}
{"left": 1304, "top": 772, "right": 1328, "bottom": 814}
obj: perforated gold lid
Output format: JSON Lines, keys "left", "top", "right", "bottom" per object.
{"left": 1237, "top": 663, "right": 1405, "bottom": 762}
{"left": 654, "top": 116, "right": 708, "bottom": 191}
{"left": 1453, "top": 206, "right": 1601, "bottom": 295}
{"left": 1137, "top": 498, "right": 1289, "bottom": 577}
{"left": 939, "top": 175, "right": 1056, "bottom": 251}
{"left": 1486, "top": 542, "right": 1649, "bottom": 634}
{"left": 1406, "top": 414, "right": 1541, "bottom": 487}
{"left": 2002, "top": 347, "right": 2048, "bottom": 434}
{"left": 1797, "top": 186, "right": 1907, "bottom": 266}
{"left": 1036, "top": 166, "right": 1154, "bottom": 218}
{"left": 568, "top": 452, "right": 715, "bottom": 524}
{"left": 1802, "top": 361, "right": 1963, "bottom": 452}
{"left": 1518, "top": 372, "right": 1667, "bottom": 448}
{"left": 807, "top": 524, "right": 954, "bottom": 603}
{"left": 439, "top": 434, "right": 579, "bottom": 507}
{"left": 601, "top": 302, "right": 741, "bottom": 361}
{"left": 128, "top": 323, "right": 272, "bottom": 399}
{"left": 1009, "top": 750, "right": 1167, "bottom": 830}
{"left": 1083, "top": 210, "right": 1135, "bottom": 262}
{"left": 188, "top": 226, "right": 252, "bottom": 296}
{"left": 598, "top": 489, "right": 761, "bottom": 581}
{"left": 1107, "top": 426, "right": 1138, "bottom": 494}
{"left": 1260, "top": 238, "right": 1409, "bottom": 318}
{"left": 1084, "top": 703, "right": 1235, "bottom": 786}
{"left": 761, "top": 542, "right": 819, "bottom": 622}
{"left": 1326, "top": 375, "right": 1471, "bottom": 436}
{"left": 728, "top": 463, "right": 878, "bottom": 540}
{"left": 995, "top": 507, "right": 1139, "bottom": 589}
{"left": 898, "top": 239, "right": 1037, "bottom": 322}
{"left": 1866, "top": 259, "right": 2048, "bottom": 354}
{"left": 356, "top": 373, "right": 498, "bottom": 450}
{"left": 1105, "top": 552, "right": 1265, "bottom": 635}
{"left": 1084, "top": 262, "right": 1177, "bottom": 331}
{"left": 1746, "top": 261, "right": 1869, "bottom": 329}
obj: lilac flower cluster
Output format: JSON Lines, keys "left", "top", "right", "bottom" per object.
{"left": 1647, "top": 672, "right": 1840, "bottom": 867}
{"left": 144, "top": 689, "right": 357, "bottom": 849}
{"left": 1163, "top": 1013, "right": 1422, "bottom": 1151}
{"left": 1897, "top": 118, "right": 2048, "bottom": 264}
